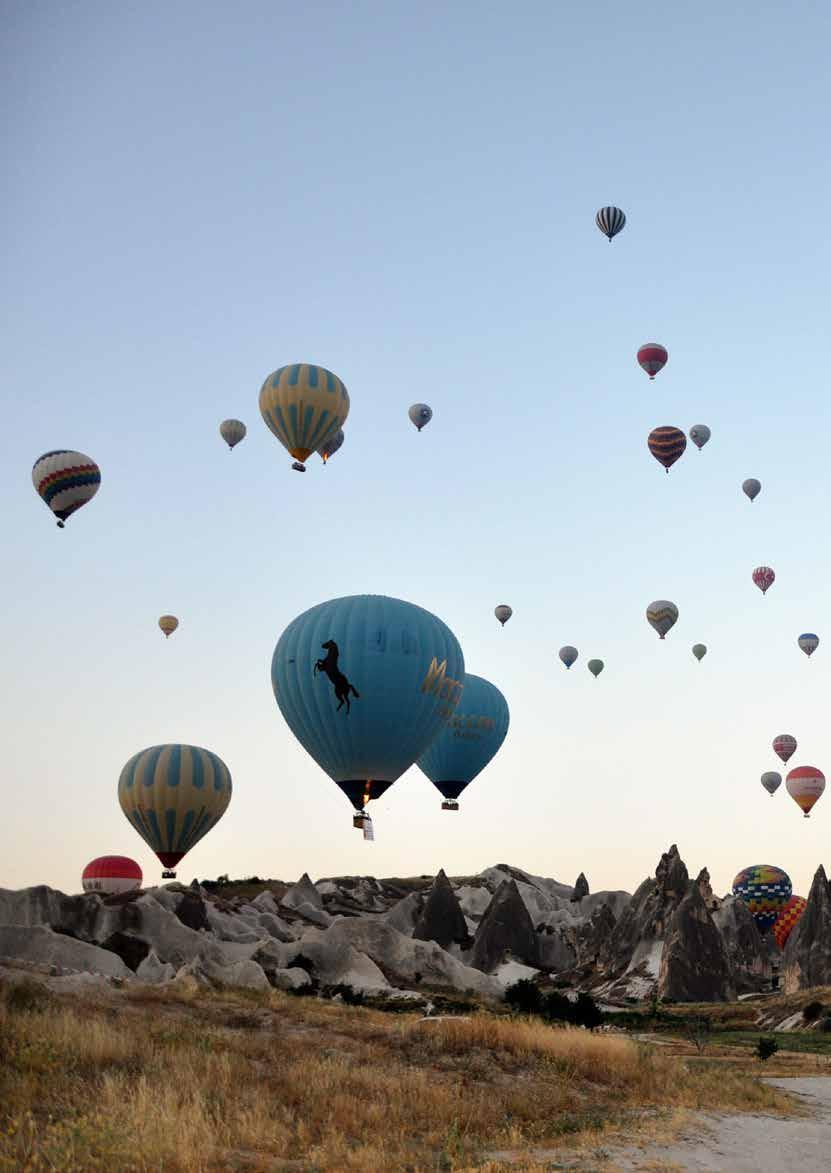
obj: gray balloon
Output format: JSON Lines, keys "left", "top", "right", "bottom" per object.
{"left": 742, "top": 478, "right": 761, "bottom": 502}
{"left": 587, "top": 659, "right": 604, "bottom": 678}
{"left": 761, "top": 771, "right": 782, "bottom": 796}
{"left": 220, "top": 419, "right": 246, "bottom": 449}
{"left": 317, "top": 428, "right": 345, "bottom": 464}
{"left": 689, "top": 425, "right": 711, "bottom": 450}
{"left": 692, "top": 643, "right": 707, "bottom": 661}
{"left": 494, "top": 604, "right": 512, "bottom": 626}
{"left": 408, "top": 403, "right": 433, "bottom": 431}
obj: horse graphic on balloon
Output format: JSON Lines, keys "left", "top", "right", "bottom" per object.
{"left": 314, "top": 641, "right": 360, "bottom": 714}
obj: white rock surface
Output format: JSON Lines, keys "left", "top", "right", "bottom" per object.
{"left": 0, "top": 925, "right": 131, "bottom": 979}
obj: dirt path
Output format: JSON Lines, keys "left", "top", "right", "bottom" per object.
{"left": 581, "top": 1077, "right": 831, "bottom": 1171}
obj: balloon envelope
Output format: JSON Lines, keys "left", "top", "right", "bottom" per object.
{"left": 271, "top": 595, "right": 465, "bottom": 813}
{"left": 689, "top": 424, "right": 711, "bottom": 450}
{"left": 773, "top": 734, "right": 797, "bottom": 764}
{"left": 494, "top": 605, "right": 512, "bottom": 626}
{"left": 596, "top": 206, "right": 626, "bottom": 240}
{"left": 118, "top": 744, "right": 232, "bottom": 868}
{"left": 646, "top": 600, "right": 679, "bottom": 639}
{"left": 742, "top": 478, "right": 761, "bottom": 502}
{"left": 408, "top": 404, "right": 433, "bottom": 431}
{"left": 732, "top": 864, "right": 792, "bottom": 932}
{"left": 158, "top": 615, "right": 178, "bottom": 639}
{"left": 786, "top": 765, "right": 825, "bottom": 818}
{"left": 798, "top": 633, "right": 819, "bottom": 657}
{"left": 692, "top": 643, "right": 707, "bottom": 661}
{"left": 773, "top": 895, "right": 807, "bottom": 950}
{"left": 318, "top": 428, "right": 344, "bottom": 463}
{"left": 587, "top": 659, "right": 604, "bottom": 677}
{"left": 648, "top": 427, "right": 686, "bottom": 472}
{"left": 752, "top": 566, "right": 775, "bottom": 595}
{"left": 559, "top": 645, "right": 578, "bottom": 669}
{"left": 219, "top": 419, "right": 246, "bottom": 449}
{"left": 637, "top": 343, "right": 668, "bottom": 379}
{"left": 761, "top": 771, "right": 782, "bottom": 796}
{"left": 259, "top": 364, "right": 350, "bottom": 463}
{"left": 32, "top": 450, "right": 101, "bottom": 527}
{"left": 82, "top": 855, "right": 142, "bottom": 895}
{"left": 417, "top": 673, "right": 509, "bottom": 805}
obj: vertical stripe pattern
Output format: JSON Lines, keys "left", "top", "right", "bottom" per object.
{"left": 259, "top": 364, "right": 350, "bottom": 462}
{"left": 595, "top": 206, "right": 626, "bottom": 240}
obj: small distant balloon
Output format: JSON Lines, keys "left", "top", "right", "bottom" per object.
{"left": 587, "top": 659, "right": 604, "bottom": 678}
{"left": 494, "top": 604, "right": 512, "bottom": 626}
{"left": 692, "top": 643, "right": 707, "bottom": 662}
{"left": 158, "top": 615, "right": 178, "bottom": 639}
{"left": 689, "top": 425, "right": 711, "bottom": 450}
{"left": 219, "top": 419, "right": 246, "bottom": 450}
{"left": 752, "top": 566, "right": 775, "bottom": 595}
{"left": 408, "top": 404, "right": 433, "bottom": 432}
{"left": 637, "top": 343, "right": 668, "bottom": 380}
{"left": 798, "top": 633, "right": 819, "bottom": 657}
{"left": 596, "top": 206, "right": 626, "bottom": 241}
{"left": 559, "top": 646, "right": 578, "bottom": 669}
{"left": 32, "top": 450, "right": 101, "bottom": 528}
{"left": 82, "top": 855, "right": 142, "bottom": 895}
{"left": 773, "top": 895, "right": 807, "bottom": 950}
{"left": 646, "top": 600, "right": 679, "bottom": 640}
{"left": 742, "top": 478, "right": 761, "bottom": 502}
{"left": 318, "top": 428, "right": 344, "bottom": 464}
{"left": 761, "top": 771, "right": 782, "bottom": 797}
{"left": 773, "top": 734, "right": 797, "bottom": 764}
{"left": 786, "top": 765, "right": 825, "bottom": 818}
{"left": 648, "top": 426, "right": 686, "bottom": 472}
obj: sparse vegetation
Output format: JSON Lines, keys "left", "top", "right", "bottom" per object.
{"left": 757, "top": 1036, "right": 780, "bottom": 1062}
{"left": 0, "top": 977, "right": 795, "bottom": 1171}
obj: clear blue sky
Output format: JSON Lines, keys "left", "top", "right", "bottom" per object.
{"left": 3, "top": 1, "right": 831, "bottom": 898}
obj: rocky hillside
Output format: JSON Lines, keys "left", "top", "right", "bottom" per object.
{"left": 0, "top": 847, "right": 826, "bottom": 1003}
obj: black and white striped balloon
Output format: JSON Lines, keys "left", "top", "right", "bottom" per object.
{"left": 595, "top": 206, "right": 626, "bottom": 241}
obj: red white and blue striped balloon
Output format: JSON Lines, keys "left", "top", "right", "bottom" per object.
{"left": 32, "top": 450, "right": 101, "bottom": 528}
{"left": 595, "top": 206, "right": 626, "bottom": 241}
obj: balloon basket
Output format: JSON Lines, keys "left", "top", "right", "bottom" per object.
{"left": 353, "top": 811, "right": 368, "bottom": 830}
{"left": 161, "top": 870, "right": 177, "bottom": 879}
{"left": 441, "top": 801, "right": 459, "bottom": 811}
{"left": 291, "top": 461, "right": 307, "bottom": 473}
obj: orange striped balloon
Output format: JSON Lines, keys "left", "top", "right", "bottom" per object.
{"left": 648, "top": 427, "right": 686, "bottom": 473}
{"left": 772, "top": 895, "right": 807, "bottom": 949}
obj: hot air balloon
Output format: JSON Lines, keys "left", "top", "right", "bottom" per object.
{"left": 158, "top": 615, "right": 178, "bottom": 639}
{"left": 648, "top": 427, "right": 686, "bottom": 472}
{"left": 408, "top": 404, "right": 433, "bottom": 432}
{"left": 785, "top": 765, "right": 825, "bottom": 818}
{"left": 798, "top": 633, "right": 819, "bottom": 657}
{"left": 773, "top": 895, "right": 807, "bottom": 950}
{"left": 495, "top": 605, "right": 512, "bottom": 627}
{"left": 81, "top": 855, "right": 142, "bottom": 895}
{"left": 596, "top": 206, "right": 626, "bottom": 241}
{"left": 417, "top": 674, "right": 509, "bottom": 810}
{"left": 258, "top": 363, "right": 350, "bottom": 473}
{"left": 559, "top": 646, "right": 578, "bottom": 669}
{"left": 219, "top": 419, "right": 246, "bottom": 450}
{"left": 32, "top": 450, "right": 101, "bottom": 528}
{"left": 318, "top": 428, "right": 344, "bottom": 464}
{"left": 752, "top": 566, "right": 775, "bottom": 595}
{"left": 588, "top": 659, "right": 604, "bottom": 678}
{"left": 689, "top": 425, "right": 711, "bottom": 450}
{"left": 637, "top": 343, "right": 668, "bottom": 380}
{"left": 761, "top": 771, "right": 782, "bottom": 796}
{"left": 732, "top": 865, "right": 792, "bottom": 933}
{"left": 271, "top": 595, "right": 464, "bottom": 828}
{"left": 646, "top": 600, "right": 679, "bottom": 640}
{"left": 773, "top": 734, "right": 797, "bottom": 764}
{"left": 742, "top": 478, "right": 761, "bottom": 502}
{"left": 118, "top": 744, "right": 232, "bottom": 878}
{"left": 692, "top": 643, "right": 707, "bottom": 662}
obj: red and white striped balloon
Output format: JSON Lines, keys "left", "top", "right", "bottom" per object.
{"left": 637, "top": 343, "right": 668, "bottom": 379}
{"left": 785, "top": 766, "right": 825, "bottom": 819}
{"left": 82, "top": 856, "right": 142, "bottom": 895}
{"left": 752, "top": 566, "right": 775, "bottom": 595}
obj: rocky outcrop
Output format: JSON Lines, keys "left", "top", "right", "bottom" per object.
{"left": 712, "top": 896, "right": 770, "bottom": 993}
{"left": 174, "top": 890, "right": 209, "bottom": 932}
{"left": 658, "top": 881, "right": 734, "bottom": 1002}
{"left": 782, "top": 866, "right": 831, "bottom": 992}
{"left": 412, "top": 870, "right": 469, "bottom": 949}
{"left": 470, "top": 879, "right": 539, "bottom": 973}
{"left": 695, "top": 868, "right": 719, "bottom": 912}
{"left": 136, "top": 951, "right": 176, "bottom": 984}
{"left": 571, "top": 902, "right": 617, "bottom": 969}
{"left": 572, "top": 873, "right": 589, "bottom": 902}
{"left": 602, "top": 846, "right": 689, "bottom": 980}
{"left": 280, "top": 874, "right": 333, "bottom": 927}
{"left": 0, "top": 925, "right": 132, "bottom": 979}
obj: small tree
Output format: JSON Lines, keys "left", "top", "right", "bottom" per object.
{"left": 756, "top": 1036, "right": 779, "bottom": 1062}
{"left": 684, "top": 1016, "right": 712, "bottom": 1054}
{"left": 504, "top": 978, "right": 542, "bottom": 1015}
{"left": 574, "top": 992, "right": 603, "bottom": 1031}
{"left": 542, "top": 990, "right": 576, "bottom": 1024}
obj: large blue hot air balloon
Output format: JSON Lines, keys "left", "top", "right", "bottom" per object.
{"left": 417, "top": 673, "right": 509, "bottom": 811}
{"left": 271, "top": 595, "right": 465, "bottom": 825}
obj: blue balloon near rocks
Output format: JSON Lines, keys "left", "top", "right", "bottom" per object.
{"left": 417, "top": 674, "right": 509, "bottom": 811}
{"left": 271, "top": 595, "right": 465, "bottom": 823}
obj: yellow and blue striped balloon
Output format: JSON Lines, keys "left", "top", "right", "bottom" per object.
{"left": 259, "top": 364, "right": 350, "bottom": 463}
{"left": 118, "top": 743, "right": 232, "bottom": 869}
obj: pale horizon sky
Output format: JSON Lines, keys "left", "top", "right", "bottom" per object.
{"left": 3, "top": 2, "right": 831, "bottom": 900}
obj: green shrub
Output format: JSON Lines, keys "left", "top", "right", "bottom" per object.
{"left": 573, "top": 992, "right": 603, "bottom": 1031}
{"left": 756, "top": 1036, "right": 779, "bottom": 1061}
{"left": 803, "top": 1000, "right": 824, "bottom": 1023}
{"left": 504, "top": 979, "right": 542, "bottom": 1015}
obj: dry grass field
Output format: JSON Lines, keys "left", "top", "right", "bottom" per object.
{"left": 0, "top": 975, "right": 803, "bottom": 1172}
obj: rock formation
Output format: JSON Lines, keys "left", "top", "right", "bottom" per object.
{"left": 658, "top": 879, "right": 734, "bottom": 1001}
{"left": 712, "top": 896, "right": 770, "bottom": 993}
{"left": 572, "top": 873, "right": 589, "bottom": 902}
{"left": 412, "top": 870, "right": 469, "bottom": 949}
{"left": 781, "top": 865, "right": 831, "bottom": 992}
{"left": 470, "top": 879, "right": 540, "bottom": 973}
